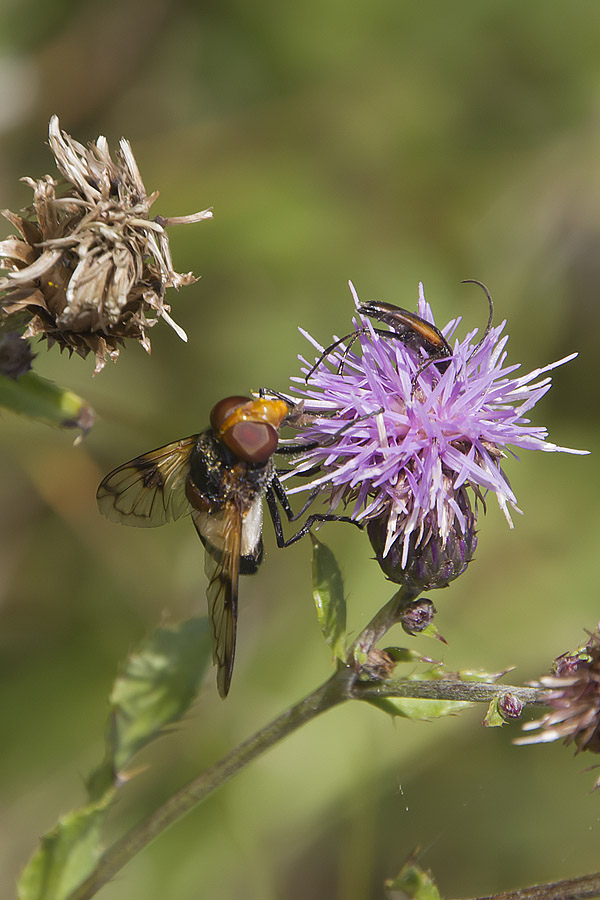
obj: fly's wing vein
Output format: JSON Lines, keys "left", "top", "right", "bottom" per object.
{"left": 97, "top": 435, "right": 198, "bottom": 527}
{"left": 192, "top": 505, "right": 241, "bottom": 698}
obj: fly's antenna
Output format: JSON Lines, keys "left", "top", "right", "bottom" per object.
{"left": 255, "top": 387, "right": 296, "bottom": 406}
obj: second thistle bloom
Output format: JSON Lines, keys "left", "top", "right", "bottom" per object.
{"left": 285, "top": 282, "right": 585, "bottom": 585}
{"left": 515, "top": 627, "right": 600, "bottom": 785}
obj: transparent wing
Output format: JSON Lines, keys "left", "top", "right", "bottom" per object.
{"left": 97, "top": 435, "right": 198, "bottom": 527}
{"left": 192, "top": 504, "right": 241, "bottom": 698}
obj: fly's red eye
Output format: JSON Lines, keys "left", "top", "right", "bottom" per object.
{"left": 223, "top": 421, "right": 278, "bottom": 464}
{"left": 210, "top": 396, "right": 251, "bottom": 433}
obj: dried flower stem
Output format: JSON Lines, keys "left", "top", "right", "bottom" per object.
{"left": 453, "top": 870, "right": 600, "bottom": 900}
{"left": 63, "top": 658, "right": 549, "bottom": 900}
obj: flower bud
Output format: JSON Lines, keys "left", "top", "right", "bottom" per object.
{"left": 497, "top": 692, "right": 524, "bottom": 721}
{"left": 400, "top": 599, "right": 436, "bottom": 635}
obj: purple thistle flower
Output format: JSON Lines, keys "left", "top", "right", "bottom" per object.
{"left": 285, "top": 282, "right": 586, "bottom": 576}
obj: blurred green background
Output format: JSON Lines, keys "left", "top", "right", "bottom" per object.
{"left": 1, "top": 1, "right": 599, "bottom": 898}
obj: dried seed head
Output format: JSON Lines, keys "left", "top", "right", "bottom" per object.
{"left": 0, "top": 116, "right": 212, "bottom": 373}
{"left": 357, "top": 648, "right": 396, "bottom": 680}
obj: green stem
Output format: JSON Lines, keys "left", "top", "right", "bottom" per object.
{"left": 353, "top": 679, "right": 547, "bottom": 706}
{"left": 64, "top": 668, "right": 353, "bottom": 900}
{"left": 455, "top": 870, "right": 600, "bottom": 900}
{"left": 349, "top": 586, "right": 420, "bottom": 659}
{"left": 65, "top": 668, "right": 549, "bottom": 900}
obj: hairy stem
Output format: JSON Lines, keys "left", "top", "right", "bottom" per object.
{"left": 454, "top": 870, "right": 600, "bottom": 900}
{"left": 65, "top": 668, "right": 353, "bottom": 900}
{"left": 64, "top": 664, "right": 548, "bottom": 900}
{"left": 354, "top": 679, "right": 547, "bottom": 706}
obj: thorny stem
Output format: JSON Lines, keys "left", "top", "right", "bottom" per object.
{"left": 453, "top": 870, "right": 600, "bottom": 900}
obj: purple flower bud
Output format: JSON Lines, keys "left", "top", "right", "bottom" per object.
{"left": 397, "top": 598, "right": 437, "bottom": 635}
{"left": 498, "top": 692, "right": 524, "bottom": 720}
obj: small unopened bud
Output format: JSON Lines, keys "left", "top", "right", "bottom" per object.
{"left": 400, "top": 599, "right": 436, "bottom": 635}
{"left": 498, "top": 692, "right": 524, "bottom": 721}
{"left": 0, "top": 331, "right": 35, "bottom": 378}
{"left": 367, "top": 488, "right": 477, "bottom": 591}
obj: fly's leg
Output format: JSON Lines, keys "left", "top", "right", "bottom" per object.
{"left": 265, "top": 479, "right": 362, "bottom": 549}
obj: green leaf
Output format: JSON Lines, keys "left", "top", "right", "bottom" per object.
{"left": 385, "top": 859, "right": 442, "bottom": 900}
{"left": 365, "top": 693, "right": 473, "bottom": 720}
{"left": 17, "top": 805, "right": 105, "bottom": 900}
{"left": 416, "top": 623, "right": 447, "bottom": 644}
{"left": 383, "top": 648, "right": 440, "bottom": 666}
{"left": 89, "top": 617, "right": 212, "bottom": 798}
{"left": 311, "top": 536, "right": 347, "bottom": 660}
{"left": 19, "top": 619, "right": 212, "bottom": 900}
{"left": 483, "top": 699, "right": 505, "bottom": 728}
{"left": 363, "top": 667, "right": 473, "bottom": 721}
{"left": 0, "top": 371, "right": 94, "bottom": 438}
{"left": 457, "top": 668, "right": 508, "bottom": 683}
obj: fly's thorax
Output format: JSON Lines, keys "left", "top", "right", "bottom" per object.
{"left": 186, "top": 430, "right": 274, "bottom": 510}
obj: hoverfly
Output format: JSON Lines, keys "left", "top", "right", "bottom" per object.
{"left": 305, "top": 280, "right": 494, "bottom": 387}
{"left": 97, "top": 394, "right": 352, "bottom": 697}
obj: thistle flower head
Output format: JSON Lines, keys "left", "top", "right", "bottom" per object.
{"left": 285, "top": 281, "right": 586, "bottom": 580}
{"left": 515, "top": 627, "right": 600, "bottom": 778}
{"left": 0, "top": 116, "right": 212, "bottom": 373}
